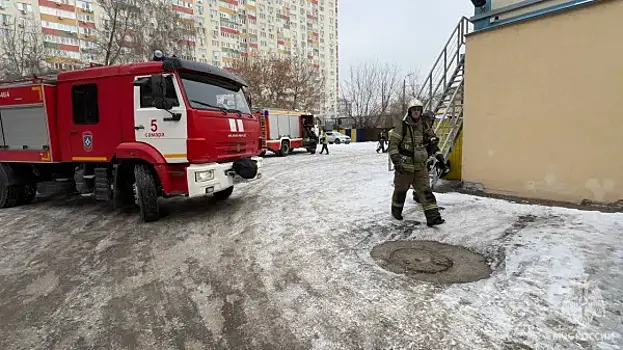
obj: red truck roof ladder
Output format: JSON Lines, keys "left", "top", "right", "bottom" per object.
{"left": 259, "top": 112, "right": 267, "bottom": 149}
{"left": 0, "top": 75, "right": 58, "bottom": 86}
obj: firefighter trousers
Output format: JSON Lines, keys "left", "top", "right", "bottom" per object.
{"left": 392, "top": 168, "right": 438, "bottom": 211}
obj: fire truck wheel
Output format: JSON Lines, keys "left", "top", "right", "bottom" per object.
{"left": 0, "top": 164, "right": 19, "bottom": 208}
{"left": 213, "top": 186, "right": 234, "bottom": 200}
{"left": 133, "top": 164, "right": 160, "bottom": 222}
{"left": 0, "top": 184, "right": 19, "bottom": 208}
{"left": 279, "top": 141, "right": 290, "bottom": 156}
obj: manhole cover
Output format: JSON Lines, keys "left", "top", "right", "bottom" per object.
{"left": 371, "top": 240, "right": 492, "bottom": 284}
{"left": 390, "top": 248, "right": 453, "bottom": 273}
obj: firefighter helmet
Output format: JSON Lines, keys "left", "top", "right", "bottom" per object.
{"left": 152, "top": 50, "right": 165, "bottom": 62}
{"left": 407, "top": 98, "right": 424, "bottom": 110}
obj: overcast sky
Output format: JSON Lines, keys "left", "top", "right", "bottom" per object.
{"left": 338, "top": 0, "right": 475, "bottom": 84}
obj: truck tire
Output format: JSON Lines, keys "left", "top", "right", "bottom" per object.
{"left": 133, "top": 163, "right": 160, "bottom": 222}
{"left": 0, "top": 184, "right": 19, "bottom": 208}
{"left": 278, "top": 141, "right": 290, "bottom": 157}
{"left": 0, "top": 164, "right": 19, "bottom": 208}
{"left": 213, "top": 186, "right": 233, "bottom": 200}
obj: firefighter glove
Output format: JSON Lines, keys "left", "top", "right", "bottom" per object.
{"left": 394, "top": 162, "right": 405, "bottom": 173}
{"left": 390, "top": 154, "right": 405, "bottom": 172}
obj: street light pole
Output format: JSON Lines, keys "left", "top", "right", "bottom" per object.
{"left": 402, "top": 79, "right": 406, "bottom": 112}
{"left": 402, "top": 73, "right": 413, "bottom": 112}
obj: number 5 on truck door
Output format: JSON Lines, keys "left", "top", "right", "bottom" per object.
{"left": 133, "top": 75, "right": 188, "bottom": 162}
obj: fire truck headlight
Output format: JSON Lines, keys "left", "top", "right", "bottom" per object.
{"left": 195, "top": 170, "right": 214, "bottom": 182}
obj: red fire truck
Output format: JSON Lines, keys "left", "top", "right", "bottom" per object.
{"left": 260, "top": 108, "right": 318, "bottom": 156}
{"left": 0, "top": 56, "right": 264, "bottom": 222}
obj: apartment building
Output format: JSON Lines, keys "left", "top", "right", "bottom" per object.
{"left": 0, "top": 0, "right": 339, "bottom": 118}
{"left": 0, "top": 0, "right": 96, "bottom": 71}
{"left": 194, "top": 0, "right": 338, "bottom": 118}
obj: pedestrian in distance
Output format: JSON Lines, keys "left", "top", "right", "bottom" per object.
{"left": 376, "top": 130, "right": 388, "bottom": 153}
{"left": 319, "top": 128, "right": 330, "bottom": 155}
{"left": 387, "top": 98, "right": 446, "bottom": 226}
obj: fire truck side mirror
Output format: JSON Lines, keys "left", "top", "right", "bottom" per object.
{"left": 151, "top": 74, "right": 172, "bottom": 110}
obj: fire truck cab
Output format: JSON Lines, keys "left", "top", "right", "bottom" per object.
{"left": 0, "top": 56, "right": 264, "bottom": 222}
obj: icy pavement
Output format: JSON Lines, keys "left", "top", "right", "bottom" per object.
{"left": 0, "top": 142, "right": 622, "bottom": 350}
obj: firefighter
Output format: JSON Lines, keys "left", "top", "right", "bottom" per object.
{"left": 319, "top": 128, "right": 330, "bottom": 155}
{"left": 388, "top": 98, "right": 445, "bottom": 226}
{"left": 304, "top": 125, "right": 319, "bottom": 153}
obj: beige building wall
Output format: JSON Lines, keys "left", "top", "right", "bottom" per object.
{"left": 462, "top": 0, "right": 623, "bottom": 205}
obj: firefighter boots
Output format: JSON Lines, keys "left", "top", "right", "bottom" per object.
{"left": 424, "top": 208, "right": 445, "bottom": 227}
{"left": 391, "top": 205, "right": 404, "bottom": 220}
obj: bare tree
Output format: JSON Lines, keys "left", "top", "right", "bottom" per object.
{"left": 341, "top": 60, "right": 400, "bottom": 128}
{"left": 0, "top": 18, "right": 48, "bottom": 80}
{"left": 230, "top": 54, "right": 266, "bottom": 104}
{"left": 341, "top": 61, "right": 376, "bottom": 120}
{"left": 137, "top": 0, "right": 197, "bottom": 59}
{"left": 375, "top": 63, "right": 400, "bottom": 126}
{"left": 231, "top": 53, "right": 325, "bottom": 113}
{"left": 94, "top": 0, "right": 197, "bottom": 65}
{"left": 403, "top": 71, "right": 423, "bottom": 100}
{"left": 287, "top": 54, "right": 325, "bottom": 112}
{"left": 95, "top": 0, "right": 144, "bottom": 65}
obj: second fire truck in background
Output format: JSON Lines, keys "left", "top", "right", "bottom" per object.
{"left": 259, "top": 108, "right": 318, "bottom": 156}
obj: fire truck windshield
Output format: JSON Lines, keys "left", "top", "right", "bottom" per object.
{"left": 179, "top": 73, "right": 251, "bottom": 114}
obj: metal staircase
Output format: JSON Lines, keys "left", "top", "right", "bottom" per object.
{"left": 388, "top": 16, "right": 471, "bottom": 190}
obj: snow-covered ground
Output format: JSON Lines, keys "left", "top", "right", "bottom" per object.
{"left": 0, "top": 141, "right": 621, "bottom": 350}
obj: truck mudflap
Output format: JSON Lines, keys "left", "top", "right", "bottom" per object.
{"left": 186, "top": 157, "right": 263, "bottom": 198}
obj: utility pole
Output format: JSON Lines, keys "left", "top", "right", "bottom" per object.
{"left": 402, "top": 73, "right": 413, "bottom": 112}
{"left": 402, "top": 79, "right": 406, "bottom": 112}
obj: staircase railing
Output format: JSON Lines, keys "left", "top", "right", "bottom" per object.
{"left": 414, "top": 16, "right": 470, "bottom": 113}
{"left": 428, "top": 74, "right": 465, "bottom": 188}
{"left": 434, "top": 79, "right": 464, "bottom": 159}
{"left": 389, "top": 16, "right": 471, "bottom": 176}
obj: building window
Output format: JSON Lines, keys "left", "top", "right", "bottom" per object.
{"left": 72, "top": 84, "right": 99, "bottom": 125}
{"left": 16, "top": 2, "right": 33, "bottom": 12}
